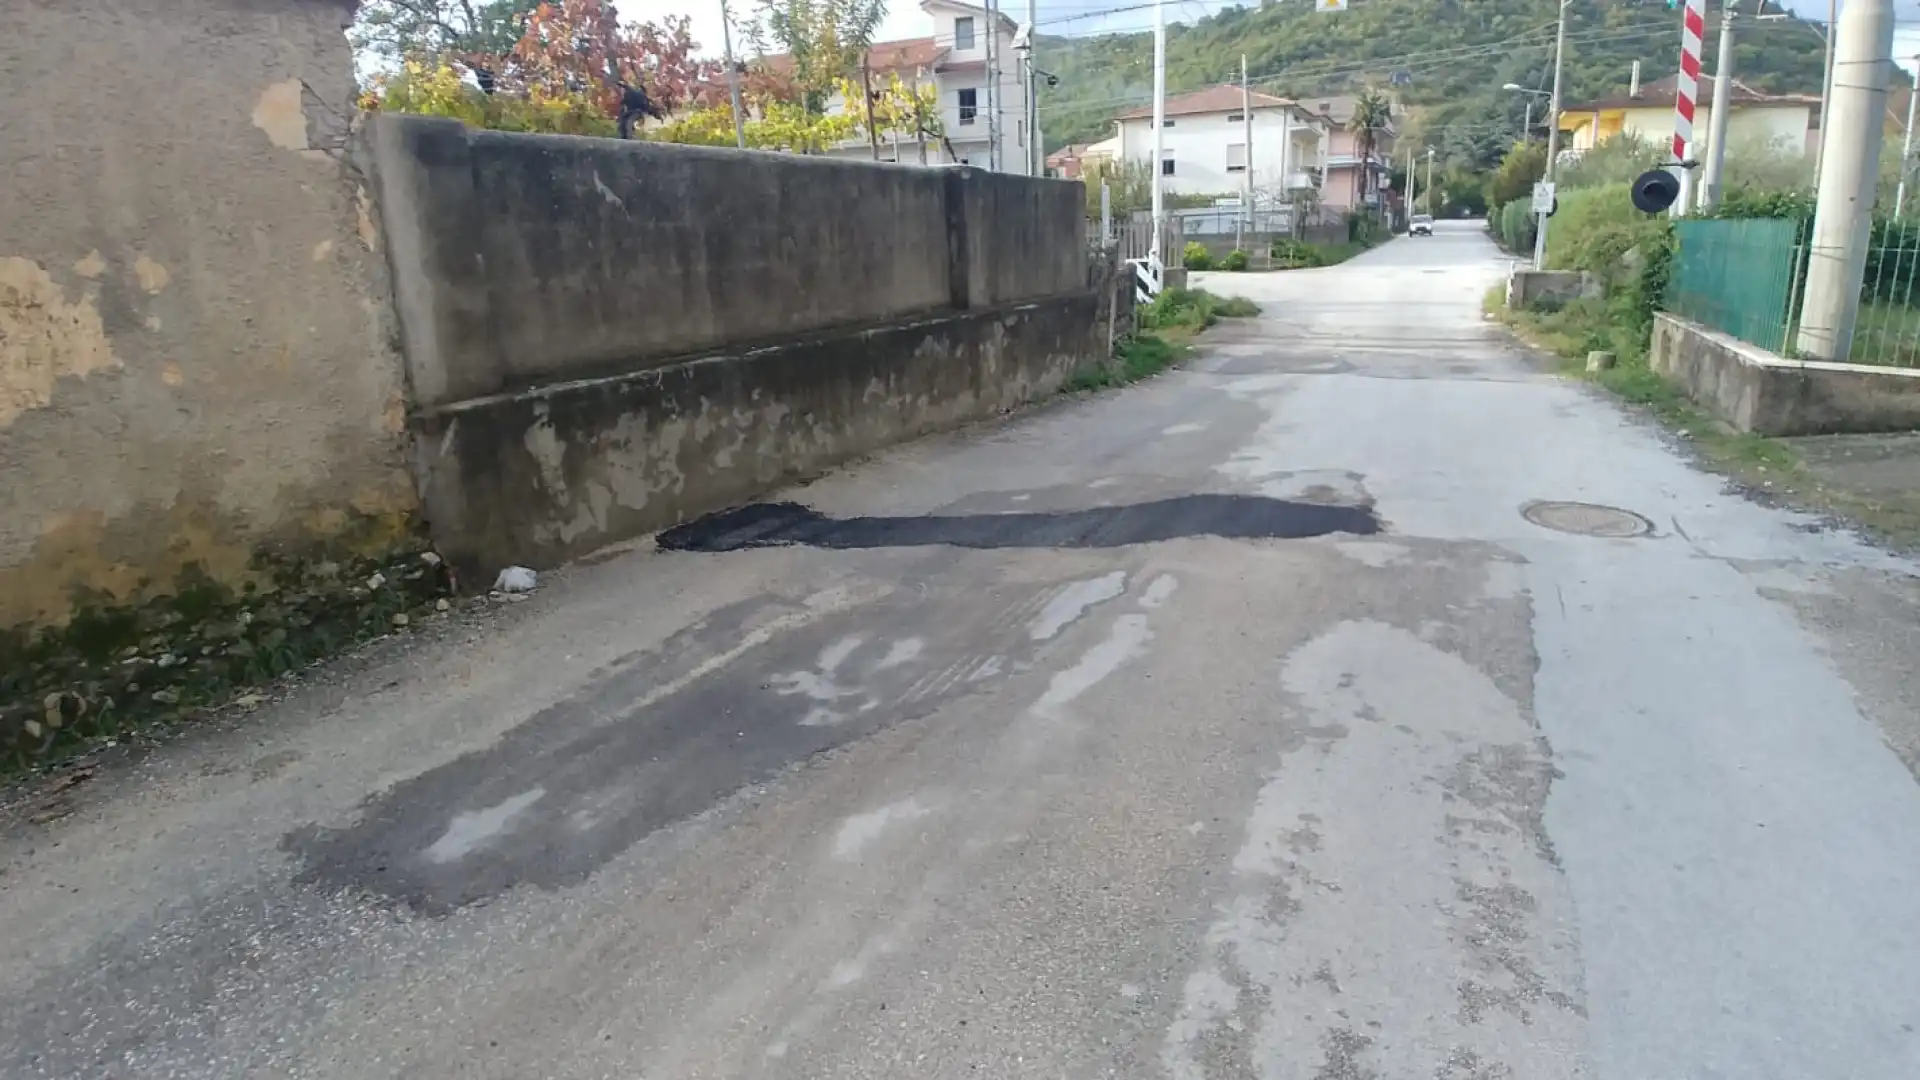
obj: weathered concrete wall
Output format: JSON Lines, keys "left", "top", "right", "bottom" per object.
{"left": 415, "top": 298, "right": 1101, "bottom": 573}
{"left": 1652, "top": 313, "right": 1920, "bottom": 436}
{"left": 0, "top": 0, "right": 415, "bottom": 632}
{"left": 366, "top": 119, "right": 1098, "bottom": 572}
{"left": 1506, "top": 270, "right": 1600, "bottom": 311}
{"left": 365, "top": 117, "right": 1090, "bottom": 409}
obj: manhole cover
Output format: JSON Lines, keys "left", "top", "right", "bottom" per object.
{"left": 1521, "top": 500, "right": 1653, "bottom": 538}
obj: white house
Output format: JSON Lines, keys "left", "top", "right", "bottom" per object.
{"left": 1106, "top": 86, "right": 1334, "bottom": 205}
{"left": 1099, "top": 88, "right": 1404, "bottom": 214}
{"left": 770, "top": 0, "right": 1038, "bottom": 173}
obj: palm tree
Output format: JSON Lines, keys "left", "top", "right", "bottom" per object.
{"left": 1347, "top": 88, "right": 1393, "bottom": 208}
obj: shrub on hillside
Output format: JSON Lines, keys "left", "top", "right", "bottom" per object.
{"left": 1494, "top": 199, "right": 1536, "bottom": 254}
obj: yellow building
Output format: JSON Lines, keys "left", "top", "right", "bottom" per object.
{"left": 1557, "top": 74, "right": 1822, "bottom": 159}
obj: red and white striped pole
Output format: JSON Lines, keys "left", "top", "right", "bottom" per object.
{"left": 1672, "top": 0, "right": 1706, "bottom": 213}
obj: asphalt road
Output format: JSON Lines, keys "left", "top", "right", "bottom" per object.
{"left": 6, "top": 221, "right": 1920, "bottom": 1079}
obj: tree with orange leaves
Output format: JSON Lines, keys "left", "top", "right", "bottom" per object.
{"left": 500, "top": 0, "right": 719, "bottom": 136}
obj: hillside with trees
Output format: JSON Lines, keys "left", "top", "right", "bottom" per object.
{"left": 1037, "top": 0, "right": 1830, "bottom": 168}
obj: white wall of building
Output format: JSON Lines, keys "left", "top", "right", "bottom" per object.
{"left": 813, "top": 0, "right": 1036, "bottom": 174}
{"left": 1112, "top": 108, "right": 1324, "bottom": 196}
{"left": 927, "top": 1, "right": 1034, "bottom": 172}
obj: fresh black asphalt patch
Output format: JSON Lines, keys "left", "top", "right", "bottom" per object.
{"left": 656, "top": 494, "right": 1381, "bottom": 553}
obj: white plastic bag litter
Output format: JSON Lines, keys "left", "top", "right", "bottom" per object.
{"left": 492, "top": 566, "right": 538, "bottom": 593}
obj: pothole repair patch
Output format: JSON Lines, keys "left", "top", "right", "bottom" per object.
{"left": 1521, "top": 500, "right": 1654, "bottom": 538}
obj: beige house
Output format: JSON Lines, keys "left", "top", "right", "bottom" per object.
{"left": 1557, "top": 74, "right": 1821, "bottom": 158}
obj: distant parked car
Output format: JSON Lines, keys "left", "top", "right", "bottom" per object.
{"left": 1409, "top": 214, "right": 1434, "bottom": 236}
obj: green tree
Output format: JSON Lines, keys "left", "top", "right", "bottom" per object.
{"left": 1082, "top": 158, "right": 1155, "bottom": 215}
{"left": 1034, "top": 0, "right": 1829, "bottom": 152}
{"left": 1484, "top": 139, "right": 1546, "bottom": 212}
{"left": 745, "top": 0, "right": 888, "bottom": 115}
{"left": 352, "top": 0, "right": 533, "bottom": 67}
{"left": 1347, "top": 88, "right": 1393, "bottom": 205}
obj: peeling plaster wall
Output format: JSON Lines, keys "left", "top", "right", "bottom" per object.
{"left": 0, "top": 0, "right": 415, "bottom": 631}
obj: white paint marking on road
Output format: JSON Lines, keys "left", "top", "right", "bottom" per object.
{"left": 423, "top": 788, "right": 546, "bottom": 864}
{"left": 798, "top": 706, "right": 844, "bottom": 727}
{"left": 1140, "top": 574, "right": 1180, "bottom": 609}
{"left": 1030, "top": 572, "right": 1128, "bottom": 641}
{"left": 1120, "top": 982, "right": 1145, "bottom": 1000}
{"left": 818, "top": 634, "right": 865, "bottom": 673}
{"left": 1162, "top": 422, "right": 1207, "bottom": 435}
{"left": 832, "top": 796, "right": 935, "bottom": 860}
{"left": 875, "top": 637, "right": 925, "bottom": 671}
{"left": 598, "top": 587, "right": 871, "bottom": 727}
{"left": 1088, "top": 477, "right": 1119, "bottom": 489}
{"left": 1033, "top": 614, "right": 1152, "bottom": 721}
{"left": 773, "top": 633, "right": 874, "bottom": 724}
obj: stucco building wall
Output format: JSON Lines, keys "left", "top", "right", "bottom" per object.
{"left": 0, "top": 0, "right": 415, "bottom": 631}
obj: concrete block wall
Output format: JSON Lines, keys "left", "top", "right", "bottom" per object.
{"left": 366, "top": 116, "right": 1090, "bottom": 409}
{"left": 363, "top": 117, "right": 1100, "bottom": 573}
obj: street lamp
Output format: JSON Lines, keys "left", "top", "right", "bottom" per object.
{"left": 1503, "top": 84, "right": 1552, "bottom": 142}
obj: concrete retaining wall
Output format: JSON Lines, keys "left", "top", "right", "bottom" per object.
{"left": 1651, "top": 312, "right": 1920, "bottom": 436}
{"left": 0, "top": 0, "right": 415, "bottom": 632}
{"left": 414, "top": 298, "right": 1100, "bottom": 574}
{"left": 364, "top": 116, "right": 1098, "bottom": 572}
{"left": 1506, "top": 270, "right": 1600, "bottom": 311}
{"left": 365, "top": 117, "right": 1088, "bottom": 409}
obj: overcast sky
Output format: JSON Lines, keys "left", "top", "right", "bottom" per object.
{"left": 614, "top": 0, "right": 1920, "bottom": 73}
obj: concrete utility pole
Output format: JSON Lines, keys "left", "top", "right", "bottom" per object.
{"left": 1796, "top": 0, "right": 1894, "bottom": 361}
{"left": 1898, "top": 57, "right": 1919, "bottom": 216}
{"left": 720, "top": 0, "right": 747, "bottom": 150}
{"left": 1149, "top": 0, "right": 1166, "bottom": 265}
{"left": 1425, "top": 146, "right": 1436, "bottom": 215}
{"left": 1698, "top": 2, "right": 1737, "bottom": 211}
{"left": 1405, "top": 140, "right": 1414, "bottom": 221}
{"left": 985, "top": 0, "right": 1001, "bottom": 170}
{"left": 1815, "top": 0, "right": 1837, "bottom": 193}
{"left": 1241, "top": 54, "right": 1254, "bottom": 247}
{"left": 1535, "top": 0, "right": 1569, "bottom": 270}
{"left": 1028, "top": 0, "right": 1040, "bottom": 174}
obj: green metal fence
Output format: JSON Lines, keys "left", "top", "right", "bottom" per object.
{"left": 1844, "top": 219, "right": 1920, "bottom": 368}
{"left": 1668, "top": 218, "right": 1802, "bottom": 354}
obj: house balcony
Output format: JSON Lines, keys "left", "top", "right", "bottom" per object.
{"left": 1285, "top": 169, "right": 1320, "bottom": 191}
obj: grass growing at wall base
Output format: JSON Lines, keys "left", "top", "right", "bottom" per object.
{"left": 1062, "top": 333, "right": 1185, "bottom": 393}
{"left": 1061, "top": 288, "right": 1261, "bottom": 393}
{"left": 1, "top": 545, "right": 457, "bottom": 779}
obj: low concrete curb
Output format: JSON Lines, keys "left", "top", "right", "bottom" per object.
{"left": 1651, "top": 312, "right": 1920, "bottom": 436}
